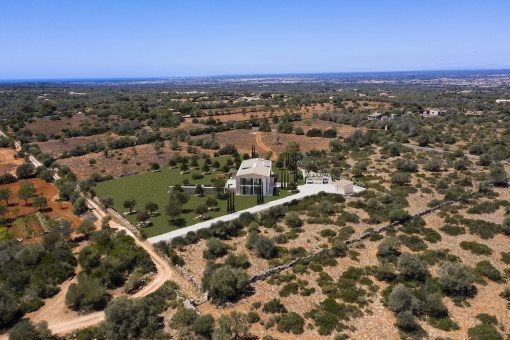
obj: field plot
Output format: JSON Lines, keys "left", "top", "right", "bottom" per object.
{"left": 0, "top": 178, "right": 82, "bottom": 242}
{"left": 37, "top": 134, "right": 109, "bottom": 156}
{"left": 20, "top": 113, "right": 102, "bottom": 138}
{"left": 0, "top": 147, "right": 24, "bottom": 176}
{"left": 189, "top": 103, "right": 335, "bottom": 123}
{"left": 58, "top": 141, "right": 207, "bottom": 180}
{"left": 95, "top": 156, "right": 294, "bottom": 238}
{"left": 12, "top": 214, "right": 45, "bottom": 239}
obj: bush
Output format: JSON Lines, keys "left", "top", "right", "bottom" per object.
{"left": 285, "top": 211, "right": 302, "bottom": 228}
{"left": 440, "top": 224, "right": 466, "bottom": 236}
{"left": 192, "top": 314, "right": 215, "bottom": 338}
{"left": 262, "top": 298, "right": 287, "bottom": 314}
{"left": 389, "top": 208, "right": 409, "bottom": 222}
{"left": 428, "top": 317, "right": 460, "bottom": 331}
{"left": 72, "top": 197, "right": 88, "bottom": 215}
{"left": 169, "top": 307, "right": 198, "bottom": 329}
{"left": 279, "top": 282, "right": 299, "bottom": 297}
{"left": 388, "top": 285, "right": 420, "bottom": 314}
{"left": 396, "top": 311, "right": 420, "bottom": 332}
{"left": 467, "top": 323, "right": 502, "bottom": 340}
{"left": 423, "top": 293, "right": 448, "bottom": 318}
{"left": 246, "top": 311, "right": 260, "bottom": 323}
{"left": 460, "top": 241, "right": 492, "bottom": 255}
{"left": 253, "top": 236, "right": 276, "bottom": 259}
{"left": 437, "top": 262, "right": 474, "bottom": 296}
{"left": 306, "top": 128, "right": 322, "bottom": 137}
{"left": 0, "top": 174, "right": 17, "bottom": 184}
{"left": 204, "top": 237, "right": 230, "bottom": 259}
{"left": 501, "top": 252, "right": 510, "bottom": 264}
{"left": 475, "top": 261, "right": 502, "bottom": 282}
{"left": 398, "top": 234, "right": 427, "bottom": 252}
{"left": 8, "top": 320, "right": 54, "bottom": 340}
{"left": 65, "top": 273, "right": 106, "bottom": 311}
{"left": 391, "top": 172, "right": 411, "bottom": 185}
{"left": 224, "top": 253, "right": 250, "bottom": 269}
{"left": 276, "top": 312, "right": 304, "bottom": 334}
{"left": 377, "top": 237, "right": 400, "bottom": 259}
{"left": 397, "top": 253, "right": 428, "bottom": 281}
{"left": 16, "top": 163, "right": 35, "bottom": 179}
{"left": 203, "top": 265, "right": 249, "bottom": 305}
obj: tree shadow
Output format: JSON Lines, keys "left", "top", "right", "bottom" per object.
{"left": 170, "top": 218, "right": 186, "bottom": 228}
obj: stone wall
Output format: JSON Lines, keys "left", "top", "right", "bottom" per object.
{"left": 249, "top": 193, "right": 471, "bottom": 283}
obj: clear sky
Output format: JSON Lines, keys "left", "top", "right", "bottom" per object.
{"left": 1, "top": 0, "right": 509, "bottom": 80}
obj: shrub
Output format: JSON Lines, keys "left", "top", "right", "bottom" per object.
{"left": 397, "top": 253, "right": 428, "bottom": 281}
{"left": 389, "top": 208, "right": 409, "bottom": 222}
{"left": 224, "top": 253, "right": 250, "bottom": 269}
{"left": 204, "top": 237, "right": 230, "bottom": 259}
{"left": 279, "top": 282, "right": 299, "bottom": 297}
{"left": 16, "top": 163, "right": 35, "bottom": 179}
{"left": 389, "top": 285, "right": 420, "bottom": 314}
{"left": 72, "top": 197, "right": 88, "bottom": 215}
{"left": 422, "top": 228, "right": 442, "bottom": 243}
{"left": 192, "top": 314, "right": 215, "bottom": 338}
{"left": 437, "top": 262, "right": 474, "bottom": 296}
{"left": 246, "top": 311, "right": 260, "bottom": 324}
{"left": 377, "top": 237, "right": 400, "bottom": 259}
{"left": 391, "top": 172, "right": 411, "bottom": 185}
{"left": 428, "top": 317, "right": 460, "bottom": 331}
{"left": 501, "top": 252, "right": 510, "bottom": 264}
{"left": 285, "top": 211, "right": 302, "bottom": 228}
{"left": 276, "top": 312, "right": 304, "bottom": 334}
{"left": 398, "top": 234, "right": 427, "bottom": 252}
{"left": 253, "top": 236, "right": 276, "bottom": 259}
{"left": 8, "top": 320, "right": 55, "bottom": 340}
{"left": 440, "top": 224, "right": 466, "bottom": 236}
{"left": 467, "top": 323, "right": 502, "bottom": 340}
{"left": 423, "top": 293, "right": 448, "bottom": 318}
{"left": 65, "top": 273, "right": 106, "bottom": 311}
{"left": 396, "top": 311, "right": 421, "bottom": 333}
{"left": 169, "top": 307, "right": 197, "bottom": 329}
{"left": 475, "top": 261, "right": 502, "bottom": 282}
{"left": 203, "top": 265, "right": 250, "bottom": 305}
{"left": 262, "top": 298, "right": 287, "bottom": 314}
{"left": 460, "top": 241, "right": 492, "bottom": 255}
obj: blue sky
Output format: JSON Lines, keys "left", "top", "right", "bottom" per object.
{"left": 1, "top": 0, "right": 509, "bottom": 80}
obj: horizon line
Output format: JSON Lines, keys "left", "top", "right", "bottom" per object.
{"left": 1, "top": 67, "right": 510, "bottom": 85}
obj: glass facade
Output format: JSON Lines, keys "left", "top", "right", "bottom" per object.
{"left": 239, "top": 177, "right": 264, "bottom": 196}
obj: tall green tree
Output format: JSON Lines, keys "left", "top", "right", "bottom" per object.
{"left": 17, "top": 182, "right": 36, "bottom": 206}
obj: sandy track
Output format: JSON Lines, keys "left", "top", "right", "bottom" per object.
{"left": 0, "top": 198, "right": 175, "bottom": 339}
{"left": 255, "top": 132, "right": 277, "bottom": 161}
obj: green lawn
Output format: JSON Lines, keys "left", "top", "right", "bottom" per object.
{"left": 95, "top": 156, "right": 293, "bottom": 238}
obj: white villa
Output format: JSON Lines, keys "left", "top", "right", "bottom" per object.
{"left": 227, "top": 158, "right": 275, "bottom": 196}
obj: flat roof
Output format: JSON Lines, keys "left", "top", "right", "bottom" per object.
{"left": 236, "top": 158, "right": 272, "bottom": 177}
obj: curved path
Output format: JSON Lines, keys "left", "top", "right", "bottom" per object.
{"left": 16, "top": 200, "right": 175, "bottom": 337}
{"left": 0, "top": 135, "right": 176, "bottom": 338}
{"left": 255, "top": 132, "right": 278, "bottom": 161}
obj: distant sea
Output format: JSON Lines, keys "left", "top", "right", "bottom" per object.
{"left": 0, "top": 77, "right": 171, "bottom": 84}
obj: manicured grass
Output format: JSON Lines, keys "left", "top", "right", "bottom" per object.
{"left": 96, "top": 156, "right": 294, "bottom": 238}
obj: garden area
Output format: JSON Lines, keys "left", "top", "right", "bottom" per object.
{"left": 95, "top": 156, "right": 295, "bottom": 238}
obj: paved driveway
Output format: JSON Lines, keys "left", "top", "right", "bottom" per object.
{"left": 148, "top": 183, "right": 364, "bottom": 243}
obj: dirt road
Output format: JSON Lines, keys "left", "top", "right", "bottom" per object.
{"left": 255, "top": 132, "right": 277, "bottom": 161}
{"left": 0, "top": 198, "right": 175, "bottom": 339}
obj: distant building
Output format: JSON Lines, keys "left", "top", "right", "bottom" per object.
{"left": 420, "top": 109, "right": 446, "bottom": 117}
{"left": 429, "top": 109, "right": 446, "bottom": 116}
{"left": 230, "top": 158, "right": 275, "bottom": 196}
{"left": 368, "top": 112, "right": 384, "bottom": 120}
{"left": 334, "top": 179, "right": 354, "bottom": 195}
{"left": 496, "top": 99, "right": 510, "bottom": 103}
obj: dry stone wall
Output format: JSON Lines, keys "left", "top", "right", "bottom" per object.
{"left": 249, "top": 194, "right": 470, "bottom": 283}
